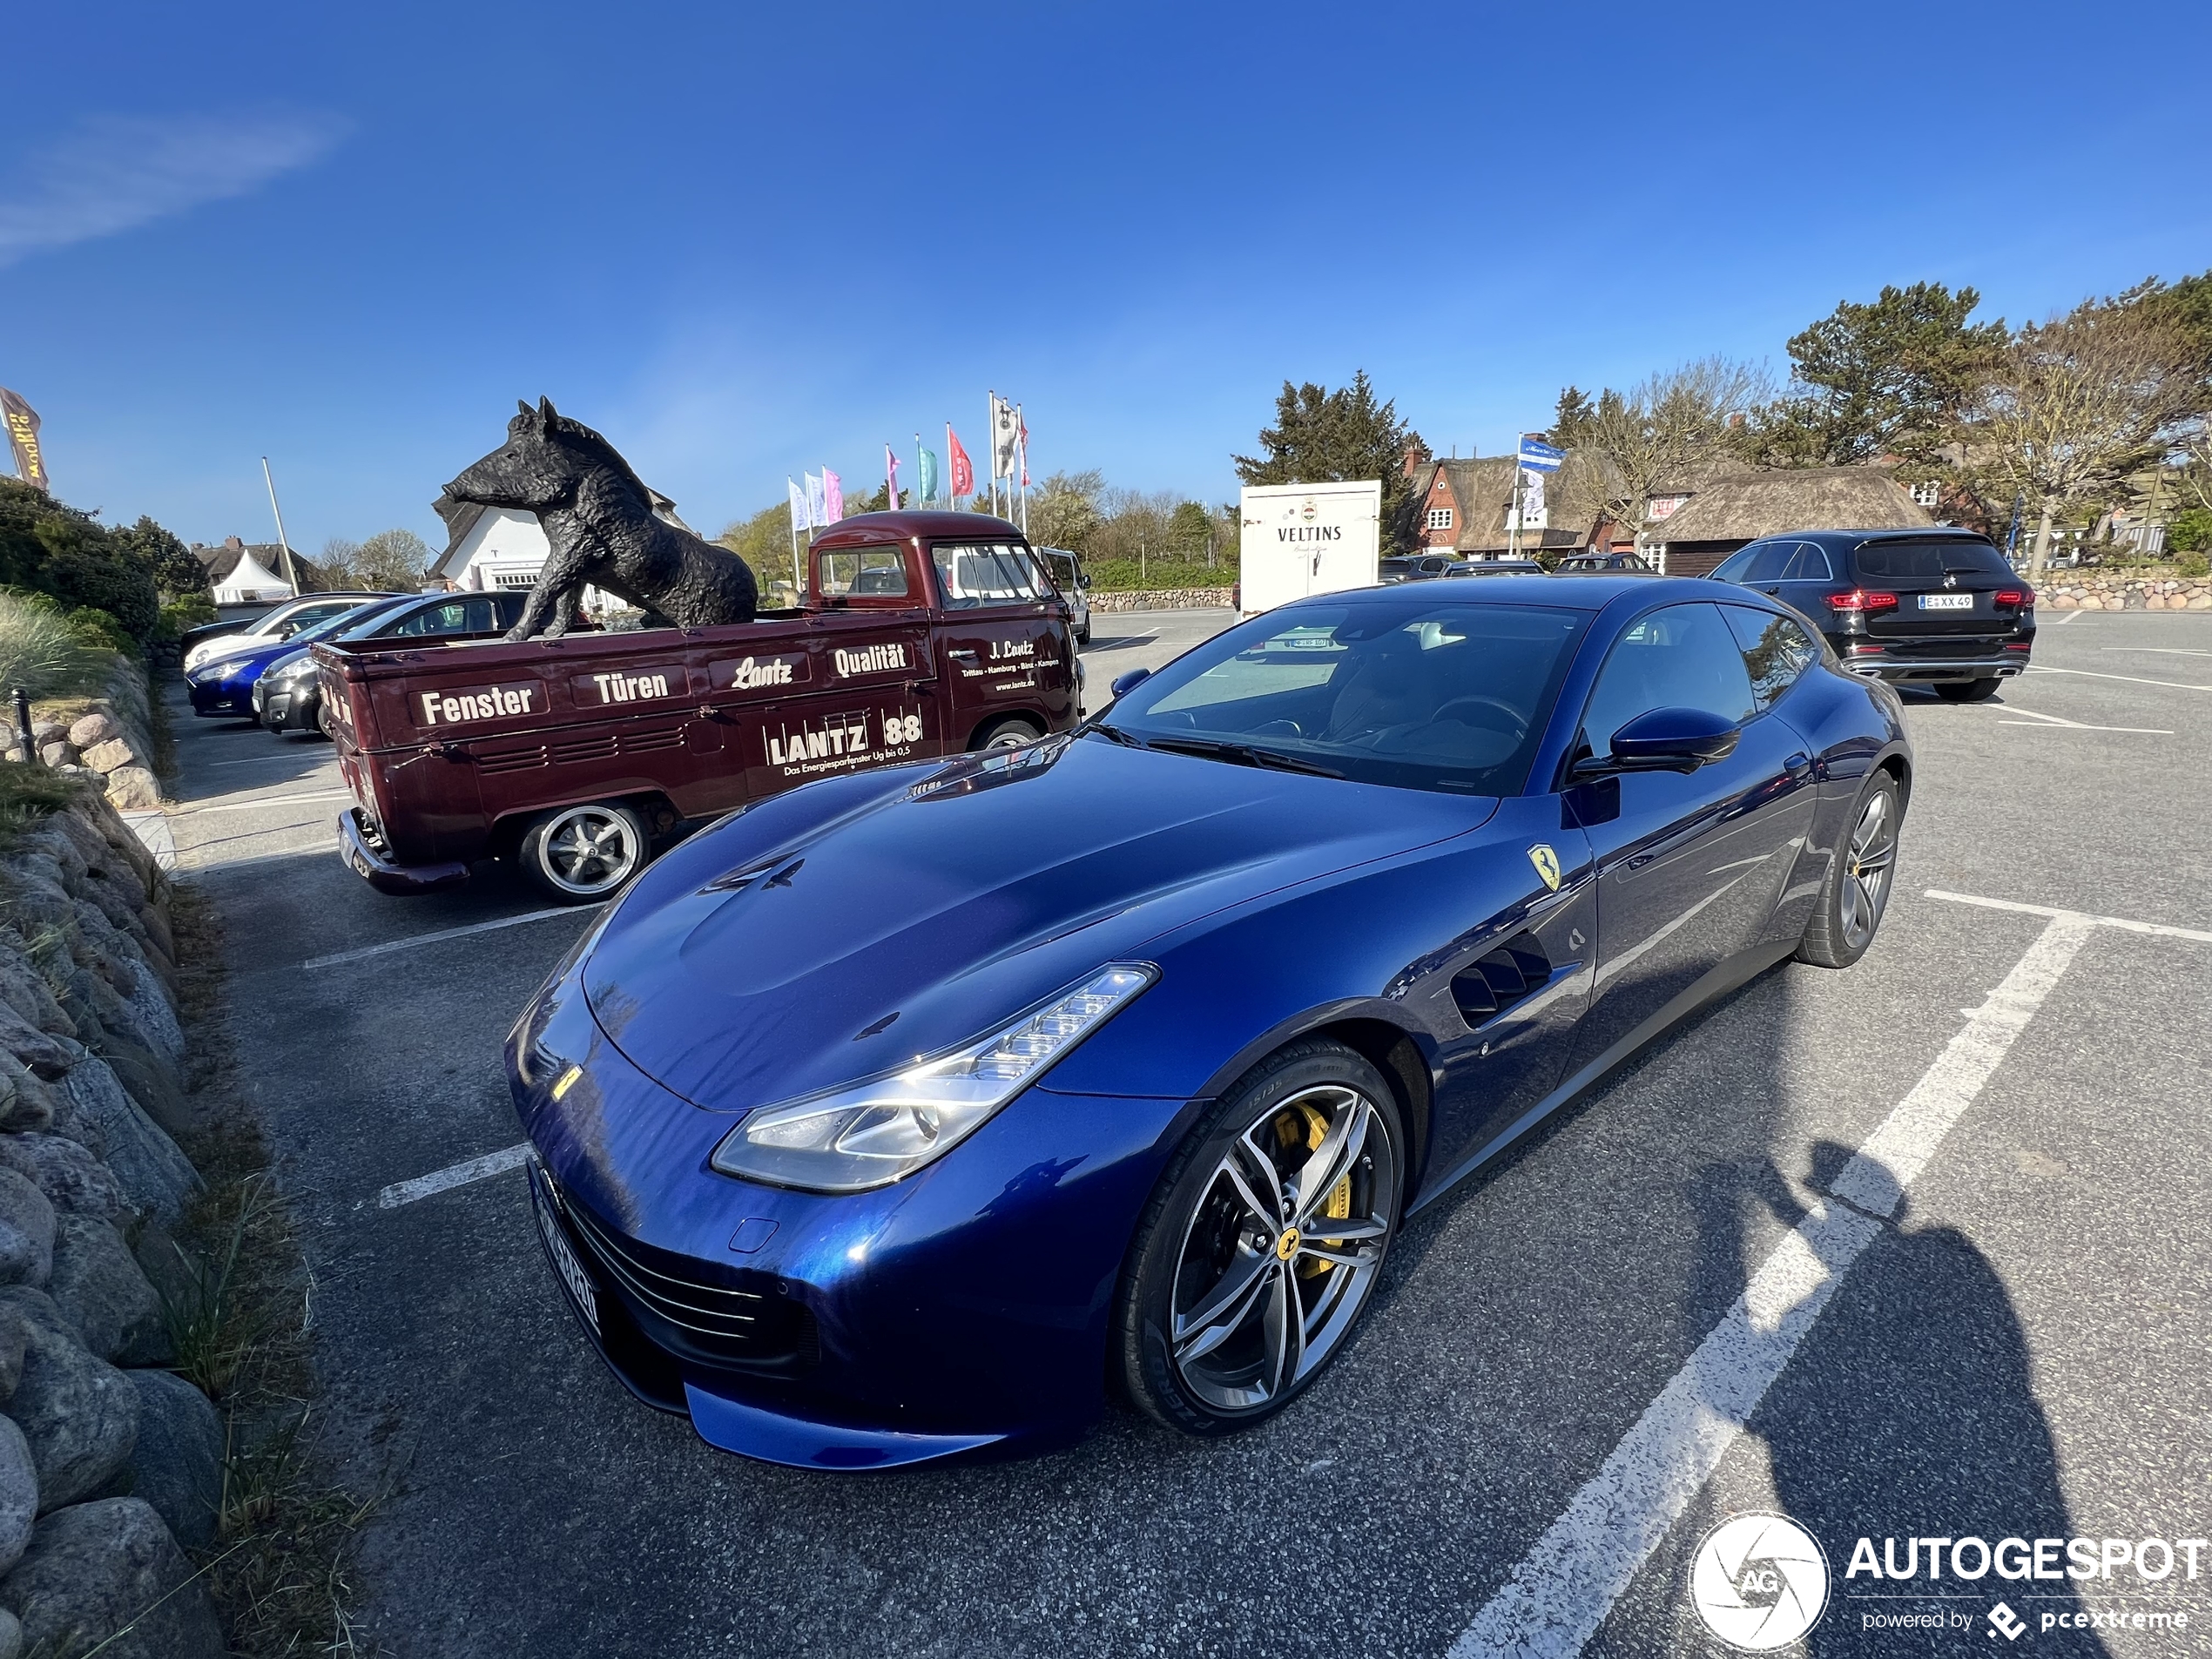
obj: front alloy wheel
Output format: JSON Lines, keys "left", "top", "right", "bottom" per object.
{"left": 1797, "top": 773, "right": 1901, "bottom": 968}
{"left": 521, "top": 801, "right": 649, "bottom": 902}
{"left": 1117, "top": 1042, "right": 1403, "bottom": 1434}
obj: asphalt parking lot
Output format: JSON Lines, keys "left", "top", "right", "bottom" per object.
{"left": 166, "top": 604, "right": 2211, "bottom": 1658}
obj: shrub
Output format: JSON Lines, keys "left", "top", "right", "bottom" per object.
{"left": 2168, "top": 507, "right": 2212, "bottom": 555}
{"left": 2176, "top": 551, "right": 2210, "bottom": 578}
{"left": 0, "top": 589, "right": 115, "bottom": 699}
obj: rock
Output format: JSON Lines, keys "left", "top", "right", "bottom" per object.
{"left": 46, "top": 1219, "right": 166, "bottom": 1366}
{"left": 25, "top": 725, "right": 61, "bottom": 749}
{"left": 78, "top": 739, "right": 135, "bottom": 775}
{"left": 64, "top": 714, "right": 117, "bottom": 752}
{"left": 0, "top": 1498, "right": 223, "bottom": 1659}
{"left": 0, "top": 1303, "right": 29, "bottom": 1402}
{"left": 0, "top": 1420, "right": 33, "bottom": 1576}
{"left": 0, "top": 1174, "right": 52, "bottom": 1292}
{"left": 132, "top": 907, "right": 173, "bottom": 965}
{"left": 118, "top": 962, "right": 183, "bottom": 1073}
{"left": 0, "top": 1289, "right": 138, "bottom": 1510}
{"left": 60, "top": 1064, "right": 199, "bottom": 1224}
{"left": 0, "top": 1137, "right": 121, "bottom": 1224}
{"left": 0, "top": 1005, "right": 71, "bottom": 1082}
{"left": 33, "top": 745, "right": 71, "bottom": 770}
{"left": 118, "top": 1372, "right": 220, "bottom": 1549}
{"left": 103, "top": 768, "right": 160, "bottom": 812}
{"left": 91, "top": 1041, "right": 190, "bottom": 1143}
{"left": 0, "top": 1061, "right": 48, "bottom": 1136}
{"left": 125, "top": 1222, "right": 197, "bottom": 1317}
{"left": 0, "top": 1607, "right": 17, "bottom": 1659}
{"left": 0, "top": 962, "right": 72, "bottom": 1042}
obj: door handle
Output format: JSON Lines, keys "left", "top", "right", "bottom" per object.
{"left": 948, "top": 649, "right": 979, "bottom": 663}
{"left": 1760, "top": 586, "right": 1781, "bottom": 596}
{"left": 905, "top": 679, "right": 934, "bottom": 696}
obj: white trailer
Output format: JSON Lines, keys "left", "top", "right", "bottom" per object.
{"left": 1238, "top": 481, "right": 1382, "bottom": 615}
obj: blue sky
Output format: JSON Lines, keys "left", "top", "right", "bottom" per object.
{"left": 6, "top": 1, "right": 2209, "bottom": 556}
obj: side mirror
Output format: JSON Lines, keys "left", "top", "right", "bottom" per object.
{"left": 1078, "top": 572, "right": 1093, "bottom": 590}
{"left": 1109, "top": 666, "right": 1152, "bottom": 700}
{"left": 1575, "top": 706, "right": 1741, "bottom": 777}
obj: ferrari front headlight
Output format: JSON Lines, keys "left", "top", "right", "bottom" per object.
{"left": 709, "top": 964, "right": 1157, "bottom": 1193}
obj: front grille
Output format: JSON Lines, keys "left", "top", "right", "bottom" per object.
{"left": 550, "top": 1181, "right": 818, "bottom": 1374}
{"left": 1452, "top": 934, "right": 1552, "bottom": 1029}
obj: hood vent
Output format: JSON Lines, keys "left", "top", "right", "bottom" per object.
{"left": 1452, "top": 934, "right": 1552, "bottom": 1029}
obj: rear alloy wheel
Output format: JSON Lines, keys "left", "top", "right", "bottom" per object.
{"left": 1797, "top": 774, "right": 1900, "bottom": 968}
{"left": 519, "top": 801, "right": 649, "bottom": 903}
{"left": 1934, "top": 678, "right": 2001, "bottom": 703}
{"left": 1116, "top": 1041, "right": 1403, "bottom": 1435}
{"left": 974, "top": 716, "right": 1045, "bottom": 752}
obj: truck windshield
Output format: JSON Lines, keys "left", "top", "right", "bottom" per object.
{"left": 1100, "top": 599, "right": 1589, "bottom": 797}
{"left": 818, "top": 547, "right": 910, "bottom": 598}
{"left": 932, "top": 543, "right": 1049, "bottom": 608}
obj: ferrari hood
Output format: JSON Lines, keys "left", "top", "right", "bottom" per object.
{"left": 582, "top": 734, "right": 1495, "bottom": 1111}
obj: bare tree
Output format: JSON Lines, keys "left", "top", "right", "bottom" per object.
{"left": 1966, "top": 300, "right": 2200, "bottom": 579}
{"left": 1549, "top": 358, "right": 1772, "bottom": 539}
{"left": 1028, "top": 470, "right": 1106, "bottom": 552}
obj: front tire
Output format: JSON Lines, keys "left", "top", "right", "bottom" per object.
{"left": 971, "top": 716, "right": 1045, "bottom": 752}
{"left": 1114, "top": 1040, "right": 1404, "bottom": 1436}
{"left": 1934, "top": 678, "right": 2001, "bottom": 703}
{"left": 518, "top": 801, "right": 650, "bottom": 903}
{"left": 1797, "top": 773, "right": 1900, "bottom": 968}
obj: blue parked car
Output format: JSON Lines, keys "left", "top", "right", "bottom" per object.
{"left": 509, "top": 576, "right": 1911, "bottom": 1468}
{"left": 184, "top": 595, "right": 413, "bottom": 718}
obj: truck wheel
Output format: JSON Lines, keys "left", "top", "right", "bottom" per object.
{"left": 520, "top": 802, "right": 650, "bottom": 903}
{"left": 972, "top": 717, "right": 1045, "bottom": 752}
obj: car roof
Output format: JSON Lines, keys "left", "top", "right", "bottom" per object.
{"left": 813, "top": 510, "right": 1027, "bottom": 549}
{"left": 1777, "top": 527, "right": 1995, "bottom": 549}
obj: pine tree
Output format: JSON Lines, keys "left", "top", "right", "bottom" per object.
{"left": 1233, "top": 371, "right": 1427, "bottom": 550}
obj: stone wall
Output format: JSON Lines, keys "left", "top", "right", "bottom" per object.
{"left": 1089, "top": 587, "right": 1238, "bottom": 612}
{"left": 2039, "top": 572, "right": 2212, "bottom": 610}
{"left": 2, "top": 668, "right": 164, "bottom": 812}
{"left": 0, "top": 791, "right": 226, "bottom": 1656}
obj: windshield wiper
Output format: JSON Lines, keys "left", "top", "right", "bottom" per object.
{"left": 1142, "top": 735, "right": 1344, "bottom": 779}
{"left": 1080, "top": 719, "right": 1147, "bottom": 748}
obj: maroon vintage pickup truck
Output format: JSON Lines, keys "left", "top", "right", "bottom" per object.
{"left": 320, "top": 511, "right": 1081, "bottom": 899}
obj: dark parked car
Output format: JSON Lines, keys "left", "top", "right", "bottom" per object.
{"left": 1556, "top": 551, "right": 1654, "bottom": 574}
{"left": 1708, "top": 529, "right": 2033, "bottom": 701}
{"left": 254, "top": 590, "right": 535, "bottom": 735}
{"left": 1446, "top": 557, "right": 1547, "bottom": 577}
{"left": 1039, "top": 548, "right": 1091, "bottom": 643}
{"left": 509, "top": 575, "right": 1909, "bottom": 1467}
{"left": 1379, "top": 555, "right": 1458, "bottom": 583}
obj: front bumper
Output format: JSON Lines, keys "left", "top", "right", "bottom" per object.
{"left": 259, "top": 684, "right": 318, "bottom": 732}
{"left": 187, "top": 677, "right": 253, "bottom": 717}
{"left": 336, "top": 807, "right": 471, "bottom": 895}
{"left": 509, "top": 976, "right": 1178, "bottom": 1469}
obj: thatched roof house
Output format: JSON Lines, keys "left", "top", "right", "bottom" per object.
{"left": 1646, "top": 467, "right": 1932, "bottom": 576}
{"left": 1407, "top": 449, "right": 1628, "bottom": 557}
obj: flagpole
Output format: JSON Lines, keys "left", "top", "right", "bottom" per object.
{"left": 914, "top": 431, "right": 923, "bottom": 507}
{"left": 260, "top": 456, "right": 300, "bottom": 595}
{"left": 1016, "top": 403, "right": 1028, "bottom": 536}
{"left": 947, "top": 421, "right": 955, "bottom": 511}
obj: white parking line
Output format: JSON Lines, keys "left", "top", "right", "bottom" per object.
{"left": 376, "top": 1143, "right": 530, "bottom": 1209}
{"left": 2027, "top": 664, "right": 2212, "bottom": 692}
{"left": 1449, "top": 910, "right": 2107, "bottom": 1659}
{"left": 1991, "top": 705, "right": 2172, "bottom": 735}
{"left": 1924, "top": 887, "right": 2212, "bottom": 944}
{"left": 168, "top": 790, "right": 353, "bottom": 817}
{"left": 2053, "top": 609, "right": 2086, "bottom": 624}
{"left": 2101, "top": 647, "right": 2212, "bottom": 658}
{"left": 302, "top": 905, "right": 592, "bottom": 970}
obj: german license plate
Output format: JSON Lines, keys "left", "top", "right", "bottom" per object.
{"left": 532, "top": 1179, "right": 599, "bottom": 1335}
{"left": 1919, "top": 593, "right": 1973, "bottom": 610}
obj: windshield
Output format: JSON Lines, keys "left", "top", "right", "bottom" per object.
{"left": 1102, "top": 599, "right": 1589, "bottom": 795}
{"left": 1852, "top": 539, "right": 2010, "bottom": 581}
{"left": 932, "top": 542, "right": 1049, "bottom": 608}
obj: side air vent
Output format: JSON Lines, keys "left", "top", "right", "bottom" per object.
{"left": 1451, "top": 934, "right": 1552, "bottom": 1029}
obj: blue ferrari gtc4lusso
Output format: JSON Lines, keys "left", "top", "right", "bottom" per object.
{"left": 507, "top": 576, "right": 1912, "bottom": 1468}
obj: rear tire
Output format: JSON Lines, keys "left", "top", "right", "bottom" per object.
{"left": 518, "top": 801, "right": 650, "bottom": 904}
{"left": 971, "top": 716, "right": 1045, "bottom": 752}
{"left": 1934, "top": 678, "right": 2000, "bottom": 703}
{"left": 1114, "top": 1039, "right": 1404, "bottom": 1437}
{"left": 1797, "top": 773, "right": 1900, "bottom": 968}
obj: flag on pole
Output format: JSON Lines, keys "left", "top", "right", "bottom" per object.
{"left": 918, "top": 447, "right": 939, "bottom": 503}
{"left": 990, "top": 393, "right": 1020, "bottom": 483}
{"left": 0, "top": 389, "right": 47, "bottom": 494}
{"left": 886, "top": 443, "right": 901, "bottom": 509}
{"left": 805, "top": 472, "right": 826, "bottom": 528}
{"left": 787, "top": 478, "right": 808, "bottom": 534}
{"left": 1018, "top": 412, "right": 1030, "bottom": 489}
{"left": 948, "top": 428, "right": 974, "bottom": 497}
{"left": 823, "top": 468, "right": 844, "bottom": 525}
{"left": 1515, "top": 437, "right": 1566, "bottom": 473}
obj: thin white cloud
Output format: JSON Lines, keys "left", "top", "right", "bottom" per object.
{"left": 0, "top": 111, "right": 348, "bottom": 266}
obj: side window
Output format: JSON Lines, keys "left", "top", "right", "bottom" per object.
{"left": 931, "top": 543, "right": 1049, "bottom": 609}
{"left": 1721, "top": 605, "right": 1822, "bottom": 708}
{"left": 1578, "top": 603, "right": 1759, "bottom": 757}
{"left": 1738, "top": 542, "right": 1797, "bottom": 583}
{"left": 385, "top": 603, "right": 470, "bottom": 638}
{"left": 1784, "top": 543, "right": 1834, "bottom": 581}
{"left": 1708, "top": 546, "right": 1762, "bottom": 583}
{"left": 818, "top": 546, "right": 910, "bottom": 600}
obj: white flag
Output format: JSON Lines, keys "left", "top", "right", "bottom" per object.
{"left": 991, "top": 393, "right": 1021, "bottom": 483}
{"left": 805, "top": 472, "right": 826, "bottom": 529}
{"left": 1512, "top": 469, "right": 1548, "bottom": 532}
{"left": 787, "top": 478, "right": 808, "bottom": 533}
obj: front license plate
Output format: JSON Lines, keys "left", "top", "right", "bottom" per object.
{"left": 533, "top": 1180, "right": 600, "bottom": 1336}
{"left": 1919, "top": 593, "right": 1973, "bottom": 610}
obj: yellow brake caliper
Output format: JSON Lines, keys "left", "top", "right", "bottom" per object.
{"left": 1278, "top": 1104, "right": 1353, "bottom": 1278}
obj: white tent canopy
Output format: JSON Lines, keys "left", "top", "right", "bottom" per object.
{"left": 212, "top": 549, "right": 292, "bottom": 604}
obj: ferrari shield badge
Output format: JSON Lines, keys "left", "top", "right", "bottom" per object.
{"left": 1527, "top": 844, "right": 1562, "bottom": 892}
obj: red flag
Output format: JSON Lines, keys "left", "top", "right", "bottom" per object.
{"left": 1019, "top": 417, "right": 1030, "bottom": 488}
{"left": 948, "top": 428, "right": 975, "bottom": 497}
